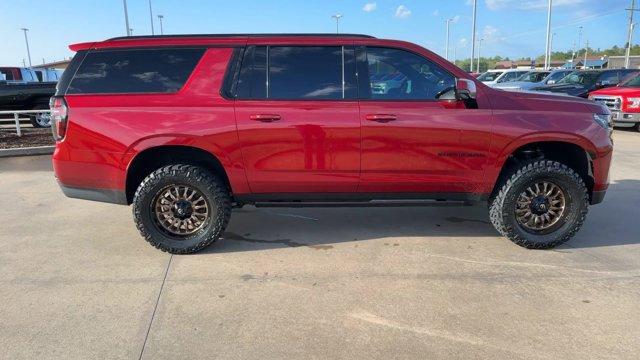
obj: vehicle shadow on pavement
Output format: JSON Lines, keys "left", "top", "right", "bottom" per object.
{"left": 206, "top": 204, "right": 499, "bottom": 254}
{"left": 566, "top": 179, "right": 640, "bottom": 249}
{"left": 203, "top": 179, "right": 640, "bottom": 254}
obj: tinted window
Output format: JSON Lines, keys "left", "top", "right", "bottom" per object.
{"left": 545, "top": 70, "right": 570, "bottom": 83}
{"left": 236, "top": 46, "right": 267, "bottom": 99}
{"left": 364, "top": 47, "right": 455, "bottom": 100}
{"left": 597, "top": 71, "right": 619, "bottom": 85}
{"left": 67, "top": 48, "right": 205, "bottom": 94}
{"left": 235, "top": 46, "right": 355, "bottom": 100}
{"left": 0, "top": 69, "right": 14, "bottom": 81}
{"left": 269, "top": 46, "right": 346, "bottom": 99}
{"left": 477, "top": 71, "right": 502, "bottom": 81}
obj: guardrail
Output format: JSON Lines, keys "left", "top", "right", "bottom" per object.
{"left": 0, "top": 110, "right": 51, "bottom": 137}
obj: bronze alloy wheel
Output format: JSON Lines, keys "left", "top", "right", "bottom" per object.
{"left": 152, "top": 184, "right": 209, "bottom": 236}
{"left": 515, "top": 181, "right": 566, "bottom": 233}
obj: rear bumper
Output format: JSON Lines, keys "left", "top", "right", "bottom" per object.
{"left": 58, "top": 182, "right": 128, "bottom": 205}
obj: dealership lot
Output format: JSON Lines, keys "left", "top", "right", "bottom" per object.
{"left": 0, "top": 130, "right": 638, "bottom": 359}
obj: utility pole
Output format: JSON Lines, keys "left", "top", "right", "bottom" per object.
{"left": 584, "top": 39, "right": 589, "bottom": 69}
{"left": 20, "top": 28, "right": 32, "bottom": 67}
{"left": 577, "top": 26, "right": 583, "bottom": 58}
{"left": 158, "top": 15, "right": 164, "bottom": 35}
{"left": 332, "top": 14, "right": 343, "bottom": 34}
{"left": 625, "top": 0, "right": 638, "bottom": 68}
{"left": 544, "top": 0, "right": 553, "bottom": 69}
{"left": 123, "top": 0, "right": 131, "bottom": 36}
{"left": 477, "top": 38, "right": 484, "bottom": 72}
{"left": 470, "top": 0, "right": 478, "bottom": 72}
{"left": 149, "top": 0, "right": 155, "bottom": 35}
{"left": 445, "top": 18, "right": 453, "bottom": 61}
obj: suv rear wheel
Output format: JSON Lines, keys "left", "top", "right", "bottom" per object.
{"left": 489, "top": 160, "right": 588, "bottom": 249}
{"left": 132, "top": 164, "right": 231, "bottom": 254}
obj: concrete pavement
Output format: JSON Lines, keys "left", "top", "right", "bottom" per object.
{"left": 1, "top": 130, "right": 639, "bottom": 359}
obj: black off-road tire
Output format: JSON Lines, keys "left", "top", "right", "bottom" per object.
{"left": 132, "top": 164, "right": 231, "bottom": 254}
{"left": 489, "top": 160, "right": 589, "bottom": 249}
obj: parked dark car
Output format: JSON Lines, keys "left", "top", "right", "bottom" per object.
{"left": 0, "top": 81, "right": 57, "bottom": 127}
{"left": 532, "top": 69, "right": 639, "bottom": 98}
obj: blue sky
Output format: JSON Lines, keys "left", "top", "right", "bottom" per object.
{"left": 0, "top": 0, "right": 633, "bottom": 66}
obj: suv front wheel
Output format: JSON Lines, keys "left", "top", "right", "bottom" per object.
{"left": 132, "top": 164, "right": 231, "bottom": 254}
{"left": 489, "top": 160, "right": 589, "bottom": 249}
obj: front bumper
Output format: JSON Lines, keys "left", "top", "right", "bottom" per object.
{"left": 611, "top": 111, "right": 640, "bottom": 127}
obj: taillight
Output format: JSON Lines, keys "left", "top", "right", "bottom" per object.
{"left": 50, "top": 96, "right": 68, "bottom": 140}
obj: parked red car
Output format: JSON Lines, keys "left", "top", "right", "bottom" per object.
{"left": 51, "top": 34, "right": 613, "bottom": 253}
{"left": 589, "top": 73, "right": 640, "bottom": 131}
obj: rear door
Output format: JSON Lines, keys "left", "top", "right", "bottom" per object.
{"left": 357, "top": 46, "right": 492, "bottom": 195}
{"left": 233, "top": 44, "right": 360, "bottom": 194}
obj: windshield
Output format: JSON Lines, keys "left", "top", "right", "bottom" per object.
{"left": 621, "top": 74, "right": 640, "bottom": 88}
{"left": 516, "top": 71, "right": 549, "bottom": 82}
{"left": 557, "top": 72, "right": 599, "bottom": 86}
{"left": 477, "top": 71, "right": 503, "bottom": 81}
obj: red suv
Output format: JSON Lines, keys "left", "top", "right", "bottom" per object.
{"left": 51, "top": 34, "right": 613, "bottom": 254}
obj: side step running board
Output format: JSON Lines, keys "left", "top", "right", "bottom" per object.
{"left": 253, "top": 199, "right": 474, "bottom": 208}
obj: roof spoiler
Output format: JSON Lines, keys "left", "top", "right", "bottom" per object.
{"left": 69, "top": 42, "right": 95, "bottom": 52}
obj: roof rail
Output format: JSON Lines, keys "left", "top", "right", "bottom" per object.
{"left": 107, "top": 33, "right": 376, "bottom": 41}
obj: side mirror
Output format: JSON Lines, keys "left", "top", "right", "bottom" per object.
{"left": 456, "top": 78, "right": 477, "bottom": 100}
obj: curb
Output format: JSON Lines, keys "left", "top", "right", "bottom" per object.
{"left": 0, "top": 146, "right": 54, "bottom": 158}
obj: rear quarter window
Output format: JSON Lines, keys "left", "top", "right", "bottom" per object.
{"left": 67, "top": 48, "right": 205, "bottom": 94}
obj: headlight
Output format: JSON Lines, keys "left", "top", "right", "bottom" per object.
{"left": 627, "top": 97, "right": 640, "bottom": 109}
{"left": 593, "top": 113, "right": 612, "bottom": 129}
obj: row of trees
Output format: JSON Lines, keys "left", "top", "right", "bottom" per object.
{"left": 453, "top": 44, "right": 640, "bottom": 72}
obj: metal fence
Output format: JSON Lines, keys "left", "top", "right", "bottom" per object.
{"left": 0, "top": 110, "right": 51, "bottom": 137}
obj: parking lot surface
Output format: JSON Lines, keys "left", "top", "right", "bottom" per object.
{"left": 1, "top": 130, "right": 639, "bottom": 359}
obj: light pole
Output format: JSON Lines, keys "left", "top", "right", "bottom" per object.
{"left": 158, "top": 15, "right": 164, "bottom": 35}
{"left": 445, "top": 18, "right": 453, "bottom": 61}
{"left": 332, "top": 14, "right": 343, "bottom": 34}
{"left": 544, "top": 0, "right": 553, "bottom": 69}
{"left": 549, "top": 32, "right": 556, "bottom": 68}
{"left": 20, "top": 28, "right": 32, "bottom": 67}
{"left": 470, "top": 0, "right": 477, "bottom": 72}
{"left": 477, "top": 38, "right": 484, "bottom": 72}
{"left": 149, "top": 0, "right": 155, "bottom": 35}
{"left": 123, "top": 0, "right": 131, "bottom": 36}
{"left": 625, "top": 0, "right": 638, "bottom": 68}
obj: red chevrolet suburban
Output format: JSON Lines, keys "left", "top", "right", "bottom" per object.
{"left": 51, "top": 34, "right": 613, "bottom": 254}
{"left": 589, "top": 73, "right": 640, "bottom": 131}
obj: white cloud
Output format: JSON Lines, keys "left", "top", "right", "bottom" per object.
{"left": 521, "top": 0, "right": 584, "bottom": 9}
{"left": 459, "top": 38, "right": 468, "bottom": 48}
{"left": 485, "top": 0, "right": 510, "bottom": 10}
{"left": 395, "top": 5, "right": 412, "bottom": 18}
{"left": 452, "top": 15, "right": 461, "bottom": 23}
{"left": 432, "top": 9, "right": 440, "bottom": 16}
{"left": 363, "top": 2, "right": 377, "bottom": 12}
{"left": 486, "top": 0, "right": 584, "bottom": 11}
{"left": 482, "top": 25, "right": 502, "bottom": 43}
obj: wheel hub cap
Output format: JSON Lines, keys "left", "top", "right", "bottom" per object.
{"left": 515, "top": 181, "right": 566, "bottom": 232}
{"left": 153, "top": 185, "right": 209, "bottom": 236}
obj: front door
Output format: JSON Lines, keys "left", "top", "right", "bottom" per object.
{"left": 234, "top": 45, "right": 360, "bottom": 194}
{"left": 357, "top": 46, "right": 493, "bottom": 195}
